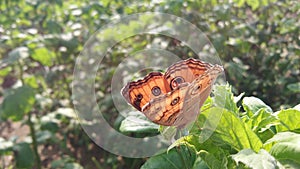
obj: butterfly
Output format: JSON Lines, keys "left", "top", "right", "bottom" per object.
{"left": 121, "top": 58, "right": 224, "bottom": 128}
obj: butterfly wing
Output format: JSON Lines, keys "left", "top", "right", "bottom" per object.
{"left": 187, "top": 64, "right": 224, "bottom": 99}
{"left": 121, "top": 58, "right": 224, "bottom": 127}
{"left": 173, "top": 65, "right": 224, "bottom": 127}
{"left": 142, "top": 83, "right": 189, "bottom": 126}
{"left": 121, "top": 72, "right": 171, "bottom": 111}
{"left": 164, "top": 58, "right": 213, "bottom": 90}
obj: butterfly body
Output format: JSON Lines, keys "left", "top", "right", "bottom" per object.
{"left": 121, "top": 58, "right": 223, "bottom": 127}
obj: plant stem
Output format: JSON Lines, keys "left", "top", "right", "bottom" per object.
{"left": 55, "top": 52, "right": 72, "bottom": 97}
{"left": 18, "top": 58, "right": 41, "bottom": 168}
{"left": 92, "top": 157, "right": 103, "bottom": 169}
{"left": 28, "top": 112, "right": 42, "bottom": 169}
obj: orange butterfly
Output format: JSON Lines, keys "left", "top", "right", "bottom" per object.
{"left": 121, "top": 58, "right": 223, "bottom": 128}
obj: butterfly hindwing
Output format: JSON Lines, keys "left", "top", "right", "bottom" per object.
{"left": 142, "top": 83, "right": 188, "bottom": 126}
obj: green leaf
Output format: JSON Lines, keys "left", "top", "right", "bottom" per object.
{"left": 278, "top": 18, "right": 298, "bottom": 34}
{"left": 50, "top": 157, "right": 83, "bottom": 168}
{"left": 24, "top": 76, "right": 39, "bottom": 88}
{"left": 199, "top": 96, "right": 214, "bottom": 115}
{"left": 276, "top": 109, "right": 300, "bottom": 132}
{"left": 36, "top": 130, "right": 53, "bottom": 143}
{"left": 172, "top": 135, "right": 229, "bottom": 169}
{"left": 64, "top": 163, "right": 84, "bottom": 169}
{"left": 195, "top": 107, "right": 263, "bottom": 152}
{"left": 192, "top": 156, "right": 209, "bottom": 169}
{"left": 1, "top": 86, "right": 35, "bottom": 121}
{"left": 160, "top": 126, "right": 177, "bottom": 142}
{"left": 231, "top": 149, "right": 279, "bottom": 168}
{"left": 257, "top": 129, "right": 276, "bottom": 143}
{"left": 119, "top": 111, "right": 159, "bottom": 133}
{"left": 198, "top": 150, "right": 224, "bottom": 169}
{"left": 260, "top": 0, "right": 269, "bottom": 6}
{"left": 31, "top": 47, "right": 55, "bottom": 66}
{"left": 277, "top": 159, "right": 300, "bottom": 169}
{"left": 242, "top": 97, "right": 273, "bottom": 117}
{"left": 180, "top": 135, "right": 236, "bottom": 168}
{"left": 51, "top": 159, "right": 65, "bottom": 168}
{"left": 270, "top": 143, "right": 300, "bottom": 165}
{"left": 245, "top": 109, "right": 278, "bottom": 133}
{"left": 46, "top": 20, "right": 63, "bottom": 34}
{"left": 213, "top": 84, "right": 239, "bottom": 114}
{"left": 40, "top": 120, "right": 59, "bottom": 133}
{"left": 141, "top": 146, "right": 196, "bottom": 169}
{"left": 189, "top": 97, "right": 214, "bottom": 136}
{"left": 265, "top": 132, "right": 300, "bottom": 166}
{"left": 246, "top": 0, "right": 259, "bottom": 10}
{"left": 13, "top": 142, "right": 34, "bottom": 169}
{"left": 233, "top": 0, "right": 246, "bottom": 7}
{"left": 244, "top": 108, "right": 278, "bottom": 142}
{"left": 0, "top": 67, "right": 12, "bottom": 76}
{"left": 287, "top": 82, "right": 300, "bottom": 92}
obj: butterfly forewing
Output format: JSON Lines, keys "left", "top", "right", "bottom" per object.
{"left": 121, "top": 72, "right": 171, "bottom": 111}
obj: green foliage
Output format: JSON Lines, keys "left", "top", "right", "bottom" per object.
{"left": 1, "top": 85, "right": 35, "bottom": 121}
{"left": 13, "top": 143, "right": 35, "bottom": 169}
{"left": 213, "top": 84, "right": 239, "bottom": 113}
{"left": 244, "top": 109, "right": 277, "bottom": 140}
{"left": 119, "top": 111, "right": 159, "bottom": 133}
{"left": 242, "top": 97, "right": 273, "bottom": 115}
{"left": 139, "top": 85, "right": 300, "bottom": 169}
{"left": 265, "top": 132, "right": 300, "bottom": 168}
{"left": 31, "top": 47, "right": 55, "bottom": 66}
{"left": 231, "top": 149, "right": 279, "bottom": 168}
{"left": 141, "top": 146, "right": 197, "bottom": 169}
{"left": 51, "top": 157, "right": 84, "bottom": 169}
{"left": 287, "top": 82, "right": 300, "bottom": 93}
{"left": 276, "top": 109, "right": 300, "bottom": 132}
{"left": 199, "top": 107, "right": 263, "bottom": 152}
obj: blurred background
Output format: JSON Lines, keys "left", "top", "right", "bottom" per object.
{"left": 0, "top": 0, "right": 299, "bottom": 168}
